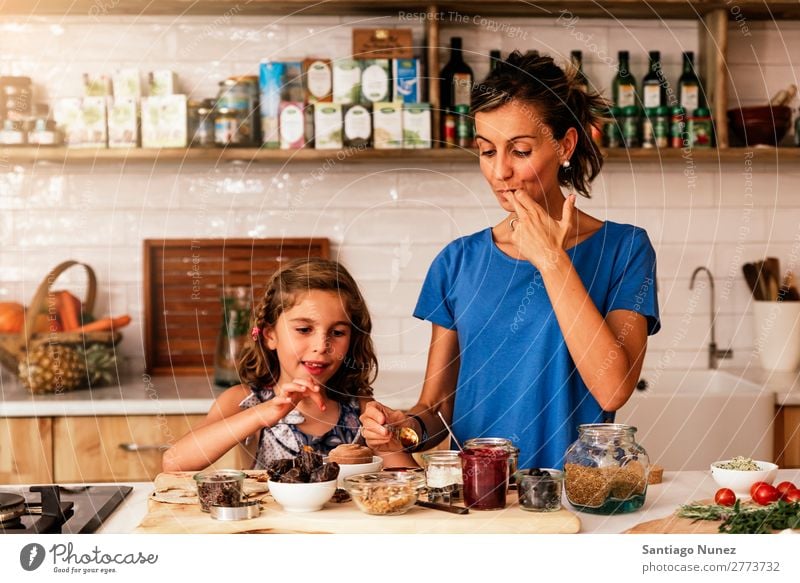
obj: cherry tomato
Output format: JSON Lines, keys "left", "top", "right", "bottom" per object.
{"left": 750, "top": 481, "right": 772, "bottom": 498}
{"left": 752, "top": 483, "right": 780, "bottom": 506}
{"left": 776, "top": 481, "right": 796, "bottom": 498}
{"left": 714, "top": 488, "right": 736, "bottom": 506}
{"left": 784, "top": 488, "right": 800, "bottom": 504}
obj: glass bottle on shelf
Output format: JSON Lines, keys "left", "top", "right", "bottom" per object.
{"left": 678, "top": 51, "right": 701, "bottom": 112}
{"left": 642, "top": 50, "right": 667, "bottom": 108}
{"left": 440, "top": 37, "right": 474, "bottom": 113}
{"left": 612, "top": 51, "right": 636, "bottom": 108}
{"left": 571, "top": 50, "right": 589, "bottom": 93}
{"left": 213, "top": 285, "right": 253, "bottom": 387}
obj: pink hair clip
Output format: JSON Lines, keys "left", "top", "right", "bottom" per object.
{"left": 251, "top": 326, "right": 261, "bottom": 341}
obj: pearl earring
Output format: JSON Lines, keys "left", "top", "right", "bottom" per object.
{"left": 562, "top": 160, "right": 571, "bottom": 169}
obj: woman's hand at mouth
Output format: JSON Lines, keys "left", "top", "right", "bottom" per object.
{"left": 510, "top": 189, "right": 578, "bottom": 271}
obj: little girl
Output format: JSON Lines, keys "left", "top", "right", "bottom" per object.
{"left": 163, "top": 257, "right": 391, "bottom": 471}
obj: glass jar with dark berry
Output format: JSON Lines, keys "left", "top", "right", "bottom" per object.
{"left": 516, "top": 468, "right": 564, "bottom": 512}
{"left": 563, "top": 423, "right": 649, "bottom": 515}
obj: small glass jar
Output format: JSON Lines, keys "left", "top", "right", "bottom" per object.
{"left": 460, "top": 446, "right": 510, "bottom": 510}
{"left": 516, "top": 468, "right": 564, "bottom": 512}
{"left": 188, "top": 99, "right": 216, "bottom": 147}
{"left": 463, "top": 437, "right": 519, "bottom": 478}
{"left": 28, "top": 117, "right": 62, "bottom": 146}
{"left": 421, "top": 450, "right": 463, "bottom": 503}
{"left": 564, "top": 423, "right": 649, "bottom": 515}
{"left": 0, "top": 119, "right": 27, "bottom": 145}
{"left": 193, "top": 469, "right": 245, "bottom": 512}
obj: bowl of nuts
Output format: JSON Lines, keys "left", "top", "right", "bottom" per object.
{"left": 342, "top": 471, "right": 426, "bottom": 516}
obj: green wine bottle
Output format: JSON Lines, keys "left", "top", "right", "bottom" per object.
{"left": 642, "top": 51, "right": 667, "bottom": 108}
{"left": 613, "top": 51, "right": 636, "bottom": 108}
{"left": 678, "top": 51, "right": 701, "bottom": 112}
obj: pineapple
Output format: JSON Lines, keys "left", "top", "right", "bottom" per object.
{"left": 18, "top": 342, "right": 118, "bottom": 393}
{"left": 19, "top": 343, "right": 85, "bottom": 394}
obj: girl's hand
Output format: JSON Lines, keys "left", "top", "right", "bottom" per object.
{"left": 359, "top": 401, "right": 411, "bottom": 453}
{"left": 269, "top": 379, "right": 327, "bottom": 416}
{"left": 510, "top": 191, "right": 578, "bottom": 271}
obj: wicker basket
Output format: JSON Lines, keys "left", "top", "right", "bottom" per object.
{"left": 0, "top": 261, "right": 122, "bottom": 392}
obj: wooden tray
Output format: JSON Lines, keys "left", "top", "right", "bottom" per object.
{"left": 143, "top": 238, "right": 329, "bottom": 375}
{"left": 135, "top": 472, "right": 581, "bottom": 534}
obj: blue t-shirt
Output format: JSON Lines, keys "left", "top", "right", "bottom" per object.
{"left": 413, "top": 221, "right": 660, "bottom": 469}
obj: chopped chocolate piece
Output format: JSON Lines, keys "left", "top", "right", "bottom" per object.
{"left": 278, "top": 467, "right": 305, "bottom": 483}
{"left": 266, "top": 458, "right": 294, "bottom": 481}
{"left": 296, "top": 448, "right": 324, "bottom": 476}
{"left": 310, "top": 462, "right": 340, "bottom": 483}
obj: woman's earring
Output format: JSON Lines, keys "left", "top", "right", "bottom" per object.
{"left": 562, "top": 160, "right": 571, "bottom": 169}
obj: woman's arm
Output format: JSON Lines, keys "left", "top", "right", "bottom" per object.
{"left": 539, "top": 253, "right": 649, "bottom": 411}
{"left": 361, "top": 324, "right": 460, "bottom": 454}
{"left": 162, "top": 384, "right": 298, "bottom": 472}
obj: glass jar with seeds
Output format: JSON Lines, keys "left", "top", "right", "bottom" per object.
{"left": 563, "top": 423, "right": 649, "bottom": 515}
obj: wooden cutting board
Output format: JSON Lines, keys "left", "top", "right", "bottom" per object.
{"left": 135, "top": 472, "right": 581, "bottom": 534}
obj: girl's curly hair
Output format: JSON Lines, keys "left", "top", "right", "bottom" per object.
{"left": 238, "top": 257, "right": 376, "bottom": 402}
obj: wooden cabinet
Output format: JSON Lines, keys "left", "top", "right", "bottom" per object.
{"left": 0, "top": 417, "right": 53, "bottom": 485}
{"left": 52, "top": 415, "right": 248, "bottom": 482}
{"left": 0, "top": 414, "right": 249, "bottom": 485}
{"left": 775, "top": 406, "right": 800, "bottom": 469}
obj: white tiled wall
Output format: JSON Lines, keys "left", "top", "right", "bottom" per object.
{"left": 1, "top": 13, "right": 800, "bottom": 381}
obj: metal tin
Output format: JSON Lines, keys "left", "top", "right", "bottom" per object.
{"left": 217, "top": 78, "right": 251, "bottom": 112}
{"left": 603, "top": 107, "right": 621, "bottom": 148}
{"left": 669, "top": 106, "right": 687, "bottom": 148}
{"left": 209, "top": 501, "right": 261, "bottom": 521}
{"left": 454, "top": 104, "right": 473, "bottom": 148}
{"left": 443, "top": 112, "right": 457, "bottom": 147}
{"left": 688, "top": 106, "right": 713, "bottom": 148}
{"left": 620, "top": 105, "right": 640, "bottom": 148}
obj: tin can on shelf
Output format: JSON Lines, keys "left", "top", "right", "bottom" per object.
{"left": 443, "top": 111, "right": 457, "bottom": 147}
{"left": 688, "top": 107, "right": 713, "bottom": 148}
{"left": 217, "top": 76, "right": 259, "bottom": 145}
{"left": 620, "top": 106, "right": 640, "bottom": 148}
{"left": 214, "top": 107, "right": 249, "bottom": 146}
{"left": 188, "top": 99, "right": 217, "bottom": 147}
{"left": 603, "top": 107, "right": 622, "bottom": 148}
{"left": 669, "top": 106, "right": 688, "bottom": 148}
{"left": 642, "top": 107, "right": 669, "bottom": 148}
{"left": 455, "top": 104, "right": 473, "bottom": 148}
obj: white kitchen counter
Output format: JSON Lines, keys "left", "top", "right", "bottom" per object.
{"left": 726, "top": 364, "right": 800, "bottom": 406}
{"left": 97, "top": 469, "right": 800, "bottom": 534}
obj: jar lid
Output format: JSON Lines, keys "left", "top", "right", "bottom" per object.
{"left": 670, "top": 106, "right": 686, "bottom": 115}
{"left": 621, "top": 105, "right": 640, "bottom": 115}
{"left": 693, "top": 107, "right": 711, "bottom": 117}
{"left": 654, "top": 106, "right": 669, "bottom": 116}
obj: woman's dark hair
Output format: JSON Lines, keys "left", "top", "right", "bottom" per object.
{"left": 238, "top": 257, "right": 377, "bottom": 402}
{"left": 471, "top": 50, "right": 608, "bottom": 197}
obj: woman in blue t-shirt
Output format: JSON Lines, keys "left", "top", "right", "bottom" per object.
{"left": 361, "top": 51, "right": 661, "bottom": 469}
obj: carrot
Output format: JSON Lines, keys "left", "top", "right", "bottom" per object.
{"left": 55, "top": 290, "right": 82, "bottom": 331}
{"left": 74, "top": 314, "right": 132, "bottom": 333}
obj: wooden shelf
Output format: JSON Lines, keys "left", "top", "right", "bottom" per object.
{"left": 4, "top": 145, "right": 799, "bottom": 165}
{"left": 2, "top": 1, "right": 800, "bottom": 20}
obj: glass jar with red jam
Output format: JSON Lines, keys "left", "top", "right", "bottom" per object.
{"left": 459, "top": 446, "right": 510, "bottom": 510}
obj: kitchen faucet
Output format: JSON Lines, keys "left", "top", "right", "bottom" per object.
{"left": 690, "top": 266, "right": 733, "bottom": 369}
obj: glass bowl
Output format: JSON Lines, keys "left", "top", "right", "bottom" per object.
{"left": 193, "top": 469, "right": 245, "bottom": 512}
{"left": 515, "top": 468, "right": 564, "bottom": 512}
{"left": 342, "top": 471, "right": 426, "bottom": 516}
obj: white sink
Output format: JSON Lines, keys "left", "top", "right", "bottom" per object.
{"left": 615, "top": 369, "right": 774, "bottom": 471}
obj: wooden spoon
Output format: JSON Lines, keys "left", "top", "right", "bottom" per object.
{"left": 742, "top": 263, "right": 761, "bottom": 300}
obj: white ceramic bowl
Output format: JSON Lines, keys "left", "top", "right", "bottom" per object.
{"left": 324, "top": 456, "right": 384, "bottom": 487}
{"left": 710, "top": 460, "right": 778, "bottom": 498}
{"left": 267, "top": 479, "right": 337, "bottom": 513}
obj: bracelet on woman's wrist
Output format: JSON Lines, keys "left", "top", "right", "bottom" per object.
{"left": 407, "top": 413, "right": 429, "bottom": 453}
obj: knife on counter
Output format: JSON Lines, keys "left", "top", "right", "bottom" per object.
{"left": 415, "top": 500, "right": 469, "bottom": 514}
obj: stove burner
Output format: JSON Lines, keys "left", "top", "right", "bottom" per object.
{"left": 0, "top": 493, "right": 26, "bottom": 524}
{"left": 0, "top": 485, "right": 129, "bottom": 535}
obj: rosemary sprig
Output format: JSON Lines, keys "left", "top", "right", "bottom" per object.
{"left": 677, "top": 500, "right": 800, "bottom": 534}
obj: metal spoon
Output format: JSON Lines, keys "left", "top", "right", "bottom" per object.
{"left": 437, "top": 411, "right": 464, "bottom": 453}
{"left": 383, "top": 424, "right": 419, "bottom": 449}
